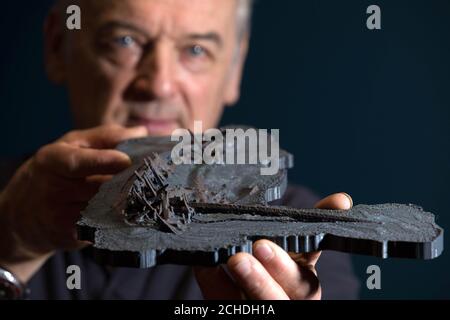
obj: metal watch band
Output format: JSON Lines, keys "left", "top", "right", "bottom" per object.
{"left": 0, "top": 266, "right": 28, "bottom": 300}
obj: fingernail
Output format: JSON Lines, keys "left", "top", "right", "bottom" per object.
{"left": 117, "top": 152, "right": 132, "bottom": 165}
{"left": 233, "top": 257, "right": 252, "bottom": 277}
{"left": 254, "top": 243, "right": 274, "bottom": 261}
{"left": 136, "top": 125, "right": 149, "bottom": 135}
{"left": 341, "top": 192, "right": 353, "bottom": 208}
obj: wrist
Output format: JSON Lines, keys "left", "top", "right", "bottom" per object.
{"left": 0, "top": 193, "right": 53, "bottom": 283}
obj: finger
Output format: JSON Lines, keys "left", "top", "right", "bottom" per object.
{"left": 50, "top": 178, "right": 104, "bottom": 203}
{"left": 42, "top": 201, "right": 87, "bottom": 239}
{"left": 253, "top": 240, "right": 321, "bottom": 300}
{"left": 35, "top": 143, "right": 132, "bottom": 178}
{"left": 288, "top": 251, "right": 322, "bottom": 267}
{"left": 227, "top": 252, "right": 289, "bottom": 300}
{"left": 60, "top": 125, "right": 148, "bottom": 149}
{"left": 194, "top": 266, "right": 242, "bottom": 299}
{"left": 86, "top": 174, "right": 114, "bottom": 184}
{"left": 314, "top": 192, "right": 353, "bottom": 210}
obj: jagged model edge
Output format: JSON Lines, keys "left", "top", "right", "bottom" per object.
{"left": 77, "top": 224, "right": 444, "bottom": 268}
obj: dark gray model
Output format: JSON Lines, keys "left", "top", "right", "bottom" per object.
{"left": 77, "top": 129, "right": 444, "bottom": 268}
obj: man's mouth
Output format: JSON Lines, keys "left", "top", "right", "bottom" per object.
{"left": 128, "top": 116, "right": 179, "bottom": 136}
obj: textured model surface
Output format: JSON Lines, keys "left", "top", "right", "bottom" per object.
{"left": 77, "top": 129, "right": 444, "bottom": 268}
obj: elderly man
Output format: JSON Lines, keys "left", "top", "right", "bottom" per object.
{"left": 0, "top": 0, "right": 359, "bottom": 299}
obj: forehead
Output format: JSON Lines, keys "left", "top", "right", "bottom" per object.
{"left": 81, "top": 0, "right": 239, "bottom": 38}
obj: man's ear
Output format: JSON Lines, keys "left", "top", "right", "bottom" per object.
{"left": 44, "top": 8, "right": 66, "bottom": 84}
{"left": 223, "top": 34, "right": 250, "bottom": 106}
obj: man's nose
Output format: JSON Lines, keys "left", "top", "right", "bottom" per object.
{"left": 134, "top": 42, "right": 176, "bottom": 99}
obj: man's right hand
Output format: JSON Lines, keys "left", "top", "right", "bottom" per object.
{"left": 0, "top": 124, "right": 147, "bottom": 282}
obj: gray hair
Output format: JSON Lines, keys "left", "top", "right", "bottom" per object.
{"left": 237, "top": 0, "right": 254, "bottom": 39}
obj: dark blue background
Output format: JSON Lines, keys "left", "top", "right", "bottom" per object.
{"left": 1, "top": 1, "right": 449, "bottom": 299}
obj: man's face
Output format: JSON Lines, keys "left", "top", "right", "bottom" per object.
{"left": 47, "top": 0, "right": 248, "bottom": 136}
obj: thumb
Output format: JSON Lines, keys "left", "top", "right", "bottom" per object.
{"left": 314, "top": 192, "right": 353, "bottom": 210}
{"left": 60, "top": 125, "right": 148, "bottom": 149}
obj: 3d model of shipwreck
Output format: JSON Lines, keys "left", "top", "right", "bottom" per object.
{"left": 77, "top": 127, "right": 444, "bottom": 268}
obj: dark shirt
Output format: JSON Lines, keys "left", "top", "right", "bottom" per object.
{"left": 1, "top": 158, "right": 360, "bottom": 300}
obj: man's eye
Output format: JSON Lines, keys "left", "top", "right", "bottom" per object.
{"left": 115, "top": 35, "right": 136, "bottom": 47}
{"left": 186, "top": 45, "right": 207, "bottom": 57}
{"left": 180, "top": 44, "right": 213, "bottom": 72}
